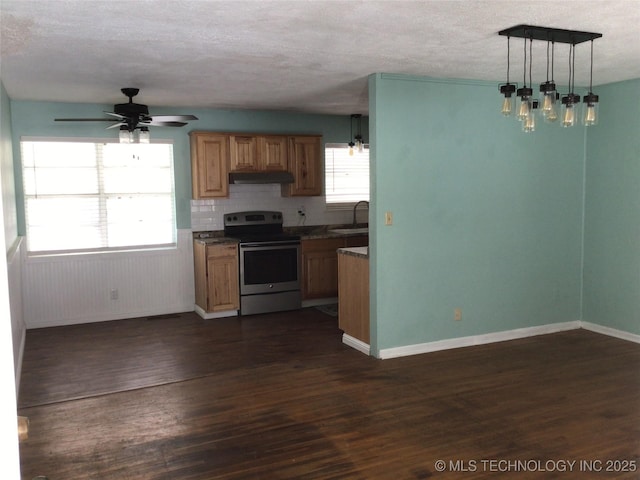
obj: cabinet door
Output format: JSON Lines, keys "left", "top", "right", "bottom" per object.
{"left": 258, "top": 136, "right": 288, "bottom": 171}
{"left": 284, "top": 136, "right": 322, "bottom": 196}
{"left": 229, "top": 135, "right": 258, "bottom": 172}
{"left": 301, "top": 238, "right": 344, "bottom": 299}
{"left": 206, "top": 244, "right": 240, "bottom": 312}
{"left": 190, "top": 133, "right": 229, "bottom": 198}
{"left": 345, "top": 235, "right": 368, "bottom": 247}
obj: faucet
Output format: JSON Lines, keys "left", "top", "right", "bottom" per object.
{"left": 352, "top": 200, "right": 369, "bottom": 226}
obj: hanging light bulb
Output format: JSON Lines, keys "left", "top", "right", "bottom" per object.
{"left": 517, "top": 36, "right": 534, "bottom": 123}
{"left": 582, "top": 40, "right": 599, "bottom": 126}
{"left": 540, "top": 41, "right": 558, "bottom": 123}
{"left": 347, "top": 114, "right": 357, "bottom": 155}
{"left": 522, "top": 100, "right": 538, "bottom": 133}
{"left": 561, "top": 43, "right": 579, "bottom": 128}
{"left": 561, "top": 97, "right": 579, "bottom": 127}
{"left": 499, "top": 35, "right": 516, "bottom": 116}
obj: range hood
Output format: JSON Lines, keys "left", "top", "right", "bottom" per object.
{"left": 228, "top": 172, "right": 295, "bottom": 185}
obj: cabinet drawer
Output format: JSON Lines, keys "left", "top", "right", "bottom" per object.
{"left": 206, "top": 243, "right": 238, "bottom": 258}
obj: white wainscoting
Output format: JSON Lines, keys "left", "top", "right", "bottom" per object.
{"left": 23, "top": 229, "right": 195, "bottom": 329}
{"left": 7, "top": 237, "right": 25, "bottom": 390}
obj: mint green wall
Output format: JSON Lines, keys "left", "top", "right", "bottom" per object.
{"left": 583, "top": 79, "right": 640, "bottom": 334}
{"left": 9, "top": 100, "right": 367, "bottom": 232}
{"left": 1, "top": 83, "right": 17, "bottom": 249}
{"left": 369, "top": 74, "right": 586, "bottom": 354}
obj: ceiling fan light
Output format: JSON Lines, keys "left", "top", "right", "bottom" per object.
{"left": 119, "top": 126, "right": 133, "bottom": 144}
{"left": 138, "top": 127, "right": 150, "bottom": 143}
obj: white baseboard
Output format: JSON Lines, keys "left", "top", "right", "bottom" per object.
{"left": 194, "top": 305, "right": 238, "bottom": 320}
{"left": 342, "top": 334, "right": 370, "bottom": 355}
{"left": 580, "top": 321, "right": 640, "bottom": 344}
{"left": 378, "top": 321, "right": 581, "bottom": 360}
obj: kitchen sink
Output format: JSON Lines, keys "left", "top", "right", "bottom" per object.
{"left": 328, "top": 227, "right": 369, "bottom": 235}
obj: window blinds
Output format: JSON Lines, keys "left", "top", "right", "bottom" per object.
{"left": 21, "top": 140, "right": 176, "bottom": 254}
{"left": 324, "top": 143, "right": 370, "bottom": 204}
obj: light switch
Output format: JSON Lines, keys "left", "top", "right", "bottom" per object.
{"left": 385, "top": 211, "right": 393, "bottom": 225}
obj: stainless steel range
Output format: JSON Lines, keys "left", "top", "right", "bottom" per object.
{"left": 224, "top": 211, "right": 301, "bottom": 315}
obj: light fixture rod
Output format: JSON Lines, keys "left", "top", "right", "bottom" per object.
{"left": 522, "top": 36, "right": 527, "bottom": 86}
{"left": 551, "top": 41, "right": 555, "bottom": 81}
{"left": 506, "top": 36, "right": 511, "bottom": 83}
{"left": 589, "top": 40, "right": 594, "bottom": 92}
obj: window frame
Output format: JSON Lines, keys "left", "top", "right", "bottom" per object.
{"left": 20, "top": 137, "right": 177, "bottom": 256}
{"left": 324, "top": 142, "right": 370, "bottom": 211}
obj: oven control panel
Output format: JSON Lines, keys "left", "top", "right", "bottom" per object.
{"left": 224, "top": 211, "right": 283, "bottom": 227}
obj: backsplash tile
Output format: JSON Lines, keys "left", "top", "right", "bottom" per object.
{"left": 191, "top": 184, "right": 352, "bottom": 231}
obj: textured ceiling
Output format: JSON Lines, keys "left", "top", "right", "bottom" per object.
{"left": 1, "top": 0, "right": 639, "bottom": 115}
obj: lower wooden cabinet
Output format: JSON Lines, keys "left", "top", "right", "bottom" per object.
{"left": 338, "top": 250, "right": 370, "bottom": 343}
{"left": 194, "top": 242, "right": 239, "bottom": 313}
{"left": 301, "top": 236, "right": 367, "bottom": 300}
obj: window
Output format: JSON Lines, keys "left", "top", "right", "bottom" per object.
{"left": 21, "top": 140, "right": 176, "bottom": 254}
{"left": 324, "top": 143, "right": 369, "bottom": 206}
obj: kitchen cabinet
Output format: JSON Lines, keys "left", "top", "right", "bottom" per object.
{"left": 283, "top": 135, "right": 322, "bottom": 196}
{"left": 191, "top": 132, "right": 321, "bottom": 198}
{"left": 301, "top": 235, "right": 367, "bottom": 300}
{"left": 229, "top": 135, "right": 257, "bottom": 172}
{"left": 338, "top": 248, "right": 369, "bottom": 344}
{"left": 194, "top": 242, "right": 239, "bottom": 313}
{"left": 190, "top": 132, "right": 229, "bottom": 198}
{"left": 258, "top": 135, "right": 288, "bottom": 171}
{"left": 229, "top": 135, "right": 288, "bottom": 172}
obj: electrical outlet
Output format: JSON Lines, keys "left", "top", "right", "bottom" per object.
{"left": 454, "top": 308, "right": 462, "bottom": 321}
{"left": 110, "top": 289, "right": 119, "bottom": 300}
{"left": 297, "top": 205, "right": 306, "bottom": 217}
{"left": 385, "top": 211, "right": 393, "bottom": 225}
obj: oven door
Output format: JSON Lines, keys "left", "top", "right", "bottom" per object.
{"left": 239, "top": 241, "right": 301, "bottom": 295}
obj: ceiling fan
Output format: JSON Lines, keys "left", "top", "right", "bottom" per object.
{"left": 55, "top": 88, "right": 198, "bottom": 142}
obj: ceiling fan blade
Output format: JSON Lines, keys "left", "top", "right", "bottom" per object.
{"left": 106, "top": 122, "right": 126, "bottom": 129}
{"left": 55, "top": 118, "right": 119, "bottom": 122}
{"left": 104, "top": 111, "right": 126, "bottom": 119}
{"left": 140, "top": 121, "right": 188, "bottom": 127}
{"left": 149, "top": 115, "right": 198, "bottom": 122}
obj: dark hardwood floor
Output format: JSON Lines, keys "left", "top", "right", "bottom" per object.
{"left": 18, "top": 310, "right": 640, "bottom": 479}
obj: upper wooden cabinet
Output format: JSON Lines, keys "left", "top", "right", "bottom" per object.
{"left": 190, "top": 132, "right": 229, "bottom": 198}
{"left": 258, "top": 135, "right": 288, "bottom": 171}
{"left": 229, "top": 135, "right": 288, "bottom": 172}
{"left": 229, "top": 135, "right": 258, "bottom": 172}
{"left": 283, "top": 135, "right": 323, "bottom": 197}
{"left": 191, "top": 132, "right": 322, "bottom": 198}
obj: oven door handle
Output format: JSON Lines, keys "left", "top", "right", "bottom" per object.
{"left": 240, "top": 241, "right": 300, "bottom": 248}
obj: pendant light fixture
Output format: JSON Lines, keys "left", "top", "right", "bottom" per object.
{"left": 582, "top": 40, "right": 599, "bottom": 126}
{"left": 540, "top": 40, "right": 558, "bottom": 123}
{"left": 348, "top": 114, "right": 356, "bottom": 156}
{"left": 561, "top": 43, "right": 580, "bottom": 128}
{"left": 499, "top": 36, "right": 516, "bottom": 116}
{"left": 348, "top": 114, "right": 363, "bottom": 155}
{"left": 516, "top": 35, "right": 533, "bottom": 123}
{"left": 498, "top": 25, "right": 602, "bottom": 132}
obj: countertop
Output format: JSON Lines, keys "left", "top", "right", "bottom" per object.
{"left": 337, "top": 246, "right": 369, "bottom": 259}
{"left": 193, "top": 224, "right": 369, "bottom": 244}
